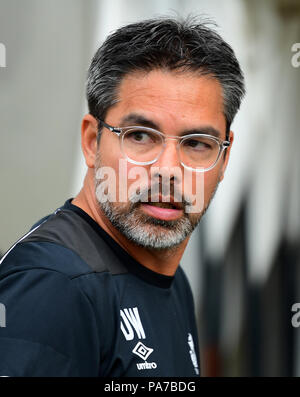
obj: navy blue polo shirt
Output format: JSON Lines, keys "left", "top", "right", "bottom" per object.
{"left": 0, "top": 199, "right": 200, "bottom": 377}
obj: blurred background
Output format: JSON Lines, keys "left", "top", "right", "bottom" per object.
{"left": 0, "top": 0, "right": 299, "bottom": 376}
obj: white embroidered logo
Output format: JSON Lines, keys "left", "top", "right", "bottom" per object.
{"left": 120, "top": 307, "right": 146, "bottom": 341}
{"left": 120, "top": 307, "right": 158, "bottom": 371}
{"left": 188, "top": 333, "right": 199, "bottom": 375}
{"left": 132, "top": 341, "right": 153, "bottom": 361}
{"left": 133, "top": 342, "right": 157, "bottom": 371}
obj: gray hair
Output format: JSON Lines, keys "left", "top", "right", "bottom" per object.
{"left": 86, "top": 16, "right": 245, "bottom": 141}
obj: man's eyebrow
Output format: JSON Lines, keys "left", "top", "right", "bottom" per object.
{"left": 120, "top": 113, "right": 221, "bottom": 138}
{"left": 120, "top": 114, "right": 160, "bottom": 130}
{"left": 179, "top": 126, "right": 221, "bottom": 138}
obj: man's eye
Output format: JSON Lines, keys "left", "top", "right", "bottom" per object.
{"left": 126, "top": 130, "right": 157, "bottom": 144}
{"left": 184, "top": 139, "right": 212, "bottom": 150}
{"left": 131, "top": 131, "right": 148, "bottom": 142}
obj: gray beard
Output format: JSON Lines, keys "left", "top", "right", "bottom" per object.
{"left": 94, "top": 162, "right": 218, "bottom": 250}
{"left": 98, "top": 198, "right": 200, "bottom": 250}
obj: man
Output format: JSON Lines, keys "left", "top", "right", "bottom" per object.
{"left": 0, "top": 17, "right": 245, "bottom": 376}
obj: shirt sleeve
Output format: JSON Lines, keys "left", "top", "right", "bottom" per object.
{"left": 0, "top": 254, "right": 100, "bottom": 376}
{"left": 0, "top": 337, "right": 73, "bottom": 376}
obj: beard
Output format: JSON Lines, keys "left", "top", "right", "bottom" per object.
{"left": 94, "top": 157, "right": 219, "bottom": 251}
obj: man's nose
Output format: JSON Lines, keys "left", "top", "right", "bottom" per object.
{"left": 151, "top": 139, "right": 182, "bottom": 184}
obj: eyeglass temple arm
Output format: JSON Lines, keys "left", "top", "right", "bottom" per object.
{"left": 98, "top": 119, "right": 121, "bottom": 135}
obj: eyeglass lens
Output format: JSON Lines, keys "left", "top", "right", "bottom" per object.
{"left": 122, "top": 127, "right": 221, "bottom": 169}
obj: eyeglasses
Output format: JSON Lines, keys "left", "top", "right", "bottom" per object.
{"left": 98, "top": 119, "right": 230, "bottom": 172}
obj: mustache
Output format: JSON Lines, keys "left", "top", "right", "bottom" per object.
{"left": 128, "top": 182, "right": 193, "bottom": 208}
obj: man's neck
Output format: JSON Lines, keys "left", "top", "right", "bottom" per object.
{"left": 72, "top": 180, "right": 188, "bottom": 276}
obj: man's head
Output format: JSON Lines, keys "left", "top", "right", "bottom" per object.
{"left": 81, "top": 17, "right": 245, "bottom": 250}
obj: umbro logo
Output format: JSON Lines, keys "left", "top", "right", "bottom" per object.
{"left": 132, "top": 341, "right": 153, "bottom": 361}
{"left": 133, "top": 341, "right": 157, "bottom": 371}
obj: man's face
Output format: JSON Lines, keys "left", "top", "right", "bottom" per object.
{"left": 94, "top": 69, "right": 232, "bottom": 250}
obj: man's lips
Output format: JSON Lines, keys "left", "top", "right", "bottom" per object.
{"left": 140, "top": 202, "right": 183, "bottom": 221}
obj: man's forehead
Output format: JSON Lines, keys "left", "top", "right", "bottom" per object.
{"left": 117, "top": 68, "right": 223, "bottom": 99}
{"left": 108, "top": 69, "right": 226, "bottom": 134}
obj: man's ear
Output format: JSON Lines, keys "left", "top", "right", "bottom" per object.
{"left": 81, "top": 114, "right": 99, "bottom": 169}
{"left": 219, "top": 130, "right": 234, "bottom": 181}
